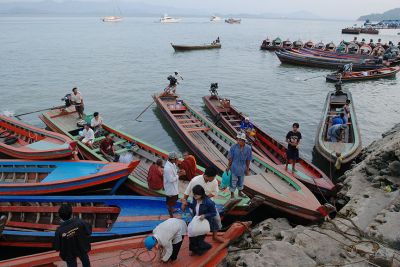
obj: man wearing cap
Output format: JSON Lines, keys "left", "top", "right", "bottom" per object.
{"left": 144, "top": 218, "right": 187, "bottom": 263}
{"left": 240, "top": 117, "right": 254, "bottom": 132}
{"left": 164, "top": 151, "right": 184, "bottom": 217}
{"left": 79, "top": 124, "right": 95, "bottom": 149}
{"left": 227, "top": 132, "right": 252, "bottom": 199}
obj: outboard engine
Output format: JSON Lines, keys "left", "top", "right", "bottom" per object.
{"left": 61, "top": 94, "right": 72, "bottom": 107}
{"left": 210, "top": 83, "right": 219, "bottom": 96}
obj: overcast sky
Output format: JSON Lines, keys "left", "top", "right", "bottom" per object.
{"left": 3, "top": 0, "right": 399, "bottom": 19}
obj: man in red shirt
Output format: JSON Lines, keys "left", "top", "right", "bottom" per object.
{"left": 100, "top": 133, "right": 116, "bottom": 162}
{"left": 147, "top": 159, "right": 164, "bottom": 190}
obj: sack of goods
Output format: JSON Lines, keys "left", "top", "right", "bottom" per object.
{"left": 188, "top": 216, "right": 210, "bottom": 237}
{"left": 221, "top": 171, "right": 231, "bottom": 189}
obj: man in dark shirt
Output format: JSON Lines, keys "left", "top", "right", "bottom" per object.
{"left": 285, "top": 123, "right": 302, "bottom": 173}
{"left": 99, "top": 133, "right": 117, "bottom": 162}
{"left": 54, "top": 204, "right": 92, "bottom": 267}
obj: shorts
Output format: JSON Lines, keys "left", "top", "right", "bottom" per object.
{"left": 230, "top": 174, "right": 245, "bottom": 192}
{"left": 82, "top": 138, "right": 93, "bottom": 145}
{"left": 286, "top": 148, "right": 299, "bottom": 161}
{"left": 75, "top": 104, "right": 84, "bottom": 114}
{"left": 166, "top": 195, "right": 178, "bottom": 207}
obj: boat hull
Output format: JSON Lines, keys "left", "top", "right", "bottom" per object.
{"left": 326, "top": 67, "right": 400, "bottom": 82}
{"left": 171, "top": 43, "right": 221, "bottom": 51}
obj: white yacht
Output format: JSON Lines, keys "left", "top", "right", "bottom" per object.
{"left": 210, "top": 16, "right": 222, "bottom": 22}
{"left": 160, "top": 14, "right": 181, "bottom": 23}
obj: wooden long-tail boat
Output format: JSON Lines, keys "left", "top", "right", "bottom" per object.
{"left": 275, "top": 50, "right": 385, "bottom": 70}
{"left": 282, "top": 39, "right": 293, "bottom": 49}
{"left": 0, "top": 115, "right": 76, "bottom": 160}
{"left": 326, "top": 66, "right": 400, "bottom": 83}
{"left": 40, "top": 107, "right": 251, "bottom": 216}
{"left": 325, "top": 42, "right": 336, "bottom": 52}
{"left": 225, "top": 18, "right": 241, "bottom": 24}
{"left": 202, "top": 93, "right": 335, "bottom": 196}
{"left": 0, "top": 195, "right": 184, "bottom": 248}
{"left": 293, "top": 40, "right": 304, "bottom": 49}
{"left": 0, "top": 160, "right": 139, "bottom": 195}
{"left": 153, "top": 92, "right": 327, "bottom": 221}
{"left": 315, "top": 90, "right": 361, "bottom": 165}
{"left": 304, "top": 40, "right": 314, "bottom": 49}
{"left": 171, "top": 43, "right": 221, "bottom": 52}
{"left": 0, "top": 221, "right": 250, "bottom": 267}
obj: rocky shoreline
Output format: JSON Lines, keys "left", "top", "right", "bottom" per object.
{"left": 222, "top": 123, "right": 400, "bottom": 267}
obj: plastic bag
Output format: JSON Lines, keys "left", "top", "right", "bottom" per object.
{"left": 187, "top": 216, "right": 210, "bottom": 237}
{"left": 220, "top": 171, "right": 231, "bottom": 189}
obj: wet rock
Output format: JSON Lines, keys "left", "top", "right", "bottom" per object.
{"left": 389, "top": 161, "right": 400, "bottom": 177}
{"left": 364, "top": 166, "right": 379, "bottom": 176}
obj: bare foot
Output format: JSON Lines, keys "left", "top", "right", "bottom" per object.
{"left": 238, "top": 191, "right": 245, "bottom": 197}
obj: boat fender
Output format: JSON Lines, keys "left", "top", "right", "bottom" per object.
{"left": 188, "top": 216, "right": 210, "bottom": 237}
{"left": 335, "top": 153, "right": 344, "bottom": 170}
{"left": 4, "top": 136, "right": 18, "bottom": 145}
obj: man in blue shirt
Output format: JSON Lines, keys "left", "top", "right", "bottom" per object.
{"left": 227, "top": 132, "right": 252, "bottom": 199}
{"left": 331, "top": 113, "right": 345, "bottom": 126}
{"left": 240, "top": 117, "right": 254, "bottom": 132}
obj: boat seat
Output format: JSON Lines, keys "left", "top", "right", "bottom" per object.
{"left": 26, "top": 139, "right": 69, "bottom": 151}
{"left": 186, "top": 127, "right": 210, "bottom": 132}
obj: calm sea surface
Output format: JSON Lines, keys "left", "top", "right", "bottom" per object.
{"left": 1, "top": 16, "right": 400, "bottom": 166}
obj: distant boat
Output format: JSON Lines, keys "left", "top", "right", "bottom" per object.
{"left": 102, "top": 16, "right": 122, "bottom": 22}
{"left": 160, "top": 14, "right": 181, "bottom": 23}
{"left": 210, "top": 16, "right": 222, "bottom": 22}
{"left": 225, "top": 18, "right": 241, "bottom": 24}
{"left": 171, "top": 42, "right": 222, "bottom": 52}
{"left": 102, "top": 0, "right": 122, "bottom": 22}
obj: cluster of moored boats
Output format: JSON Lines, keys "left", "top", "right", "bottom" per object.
{"left": 0, "top": 80, "right": 342, "bottom": 265}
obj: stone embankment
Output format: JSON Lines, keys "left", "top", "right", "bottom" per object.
{"left": 223, "top": 124, "right": 400, "bottom": 267}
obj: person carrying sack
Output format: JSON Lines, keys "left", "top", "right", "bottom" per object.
{"left": 187, "top": 185, "right": 218, "bottom": 255}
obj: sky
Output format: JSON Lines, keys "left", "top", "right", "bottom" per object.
{"left": 2, "top": 0, "right": 399, "bottom": 19}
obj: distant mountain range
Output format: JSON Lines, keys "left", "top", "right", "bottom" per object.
{"left": 0, "top": 0, "right": 320, "bottom": 20}
{"left": 358, "top": 8, "right": 400, "bottom": 21}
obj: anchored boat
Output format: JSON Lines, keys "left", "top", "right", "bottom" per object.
{"left": 326, "top": 67, "right": 400, "bottom": 83}
{"left": 0, "top": 115, "right": 76, "bottom": 160}
{"left": 171, "top": 43, "right": 221, "bottom": 52}
{"left": 40, "top": 107, "right": 252, "bottom": 216}
{"left": 315, "top": 90, "right": 362, "bottom": 165}
{"left": 0, "top": 160, "right": 138, "bottom": 195}
{"left": 154, "top": 92, "right": 326, "bottom": 221}
{"left": 0, "top": 222, "right": 250, "bottom": 267}
{"left": 203, "top": 93, "right": 335, "bottom": 196}
{"left": 0, "top": 195, "right": 183, "bottom": 248}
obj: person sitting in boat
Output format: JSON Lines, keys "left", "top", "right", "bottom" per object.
{"left": 343, "top": 63, "right": 353, "bottom": 74}
{"left": 331, "top": 113, "right": 345, "bottom": 126}
{"left": 328, "top": 124, "right": 347, "bottom": 142}
{"left": 79, "top": 123, "right": 95, "bottom": 148}
{"left": 240, "top": 117, "right": 254, "bottom": 132}
{"left": 99, "top": 132, "right": 117, "bottom": 162}
{"left": 144, "top": 218, "right": 187, "bottom": 263}
{"left": 90, "top": 112, "right": 103, "bottom": 137}
{"left": 215, "top": 36, "right": 220, "bottom": 44}
{"left": 178, "top": 151, "right": 197, "bottom": 181}
{"left": 147, "top": 159, "right": 164, "bottom": 190}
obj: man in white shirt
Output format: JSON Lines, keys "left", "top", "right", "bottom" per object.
{"left": 71, "top": 87, "right": 84, "bottom": 119}
{"left": 90, "top": 112, "right": 103, "bottom": 137}
{"left": 180, "top": 167, "right": 224, "bottom": 243}
{"left": 144, "top": 218, "right": 187, "bottom": 263}
{"left": 163, "top": 151, "right": 184, "bottom": 218}
{"left": 80, "top": 124, "right": 94, "bottom": 148}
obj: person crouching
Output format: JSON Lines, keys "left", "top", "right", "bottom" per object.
{"left": 188, "top": 185, "right": 217, "bottom": 255}
{"left": 144, "top": 218, "right": 187, "bottom": 263}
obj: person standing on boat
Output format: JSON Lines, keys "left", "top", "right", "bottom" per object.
{"left": 181, "top": 167, "right": 224, "bottom": 243}
{"left": 285, "top": 123, "right": 302, "bottom": 173}
{"left": 54, "top": 203, "right": 92, "bottom": 267}
{"left": 70, "top": 87, "right": 84, "bottom": 119}
{"left": 227, "top": 132, "right": 252, "bottom": 199}
{"left": 178, "top": 151, "right": 197, "bottom": 181}
{"left": 144, "top": 218, "right": 187, "bottom": 263}
{"left": 164, "top": 151, "right": 185, "bottom": 217}
{"left": 171, "top": 71, "right": 183, "bottom": 93}
{"left": 216, "top": 36, "right": 220, "bottom": 44}
{"left": 343, "top": 99, "right": 351, "bottom": 123}
{"left": 79, "top": 123, "right": 95, "bottom": 149}
{"left": 147, "top": 159, "right": 164, "bottom": 190}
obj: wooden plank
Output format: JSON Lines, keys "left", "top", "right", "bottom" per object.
{"left": 6, "top": 221, "right": 107, "bottom": 232}
{"left": 185, "top": 127, "right": 210, "bottom": 132}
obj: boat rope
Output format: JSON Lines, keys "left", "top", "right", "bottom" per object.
{"left": 133, "top": 101, "right": 155, "bottom": 122}
{"left": 118, "top": 247, "right": 158, "bottom": 267}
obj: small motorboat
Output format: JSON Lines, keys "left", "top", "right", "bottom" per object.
{"left": 282, "top": 39, "right": 293, "bottom": 49}
{"left": 225, "top": 18, "right": 241, "bottom": 24}
{"left": 325, "top": 41, "right": 336, "bottom": 52}
{"left": 171, "top": 42, "right": 221, "bottom": 52}
{"left": 0, "top": 160, "right": 139, "bottom": 195}
{"left": 304, "top": 41, "right": 314, "bottom": 49}
{"left": 347, "top": 42, "right": 360, "bottom": 54}
{"left": 326, "top": 66, "right": 400, "bottom": 83}
{"left": 0, "top": 195, "right": 185, "bottom": 248}
{"left": 360, "top": 27, "right": 379, "bottom": 34}
{"left": 336, "top": 42, "right": 347, "bottom": 53}
{"left": 0, "top": 114, "right": 76, "bottom": 160}
{"left": 315, "top": 41, "right": 325, "bottom": 50}
{"left": 160, "top": 14, "right": 181, "bottom": 23}
{"left": 102, "top": 16, "right": 122, "bottom": 22}
{"left": 341, "top": 27, "right": 361, "bottom": 34}
{"left": 315, "top": 90, "right": 362, "bottom": 166}
{"left": 293, "top": 40, "right": 304, "bottom": 49}
{"left": 260, "top": 38, "right": 272, "bottom": 50}
{"left": 359, "top": 44, "right": 372, "bottom": 55}
{"left": 0, "top": 222, "right": 251, "bottom": 267}
{"left": 210, "top": 15, "right": 222, "bottom": 22}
